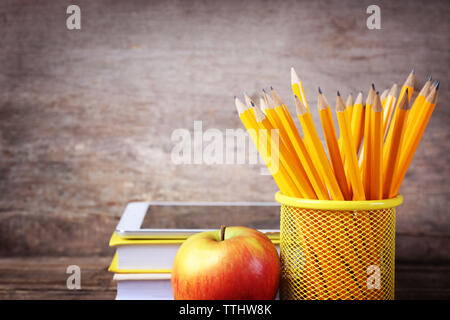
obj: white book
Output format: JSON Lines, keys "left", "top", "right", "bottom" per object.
{"left": 116, "top": 242, "right": 182, "bottom": 271}
{"left": 114, "top": 239, "right": 280, "bottom": 272}
{"left": 114, "top": 273, "right": 173, "bottom": 300}
{"left": 113, "top": 273, "right": 280, "bottom": 300}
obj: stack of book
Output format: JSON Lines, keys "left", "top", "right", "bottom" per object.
{"left": 108, "top": 202, "right": 280, "bottom": 300}
{"left": 108, "top": 233, "right": 181, "bottom": 300}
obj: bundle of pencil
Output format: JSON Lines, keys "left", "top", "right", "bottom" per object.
{"left": 234, "top": 68, "right": 439, "bottom": 201}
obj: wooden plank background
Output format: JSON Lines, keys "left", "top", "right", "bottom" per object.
{"left": 0, "top": 0, "right": 448, "bottom": 265}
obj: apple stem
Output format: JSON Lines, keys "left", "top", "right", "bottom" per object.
{"left": 220, "top": 225, "right": 226, "bottom": 241}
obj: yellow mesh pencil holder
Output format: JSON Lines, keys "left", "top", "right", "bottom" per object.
{"left": 275, "top": 191, "right": 403, "bottom": 300}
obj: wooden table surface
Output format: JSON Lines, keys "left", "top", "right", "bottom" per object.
{"left": 0, "top": 256, "right": 448, "bottom": 300}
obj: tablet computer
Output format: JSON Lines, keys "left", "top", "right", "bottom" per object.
{"left": 115, "top": 201, "right": 280, "bottom": 239}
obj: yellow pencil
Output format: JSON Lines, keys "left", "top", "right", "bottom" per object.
{"left": 295, "top": 95, "right": 345, "bottom": 200}
{"left": 268, "top": 92, "right": 330, "bottom": 200}
{"left": 253, "top": 103, "right": 317, "bottom": 199}
{"left": 382, "top": 91, "right": 410, "bottom": 198}
{"left": 392, "top": 83, "right": 439, "bottom": 196}
{"left": 380, "top": 89, "right": 389, "bottom": 107}
{"left": 338, "top": 93, "right": 354, "bottom": 156}
{"left": 370, "top": 92, "right": 383, "bottom": 200}
{"left": 291, "top": 67, "right": 310, "bottom": 111}
{"left": 350, "top": 92, "right": 365, "bottom": 155}
{"left": 271, "top": 87, "right": 300, "bottom": 143}
{"left": 360, "top": 84, "right": 375, "bottom": 195}
{"left": 336, "top": 94, "right": 365, "bottom": 200}
{"left": 405, "top": 75, "right": 432, "bottom": 129}
{"left": 345, "top": 93, "right": 354, "bottom": 125}
{"left": 382, "top": 84, "right": 398, "bottom": 140}
{"left": 398, "top": 69, "right": 415, "bottom": 105}
{"left": 318, "top": 89, "right": 351, "bottom": 200}
{"left": 235, "top": 97, "right": 301, "bottom": 197}
{"left": 258, "top": 91, "right": 298, "bottom": 156}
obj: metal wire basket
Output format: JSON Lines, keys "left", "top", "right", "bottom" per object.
{"left": 275, "top": 191, "right": 403, "bottom": 300}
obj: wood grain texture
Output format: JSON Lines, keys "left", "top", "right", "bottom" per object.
{"left": 0, "top": 0, "right": 448, "bottom": 261}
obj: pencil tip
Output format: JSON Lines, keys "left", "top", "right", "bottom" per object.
{"left": 337, "top": 90, "right": 340, "bottom": 96}
{"left": 318, "top": 87, "right": 322, "bottom": 94}
{"left": 427, "top": 75, "right": 432, "bottom": 82}
{"left": 270, "top": 86, "right": 274, "bottom": 91}
{"left": 411, "top": 67, "right": 415, "bottom": 74}
{"left": 262, "top": 88, "right": 266, "bottom": 93}
{"left": 435, "top": 81, "right": 440, "bottom": 90}
{"left": 250, "top": 101, "right": 255, "bottom": 107}
{"left": 376, "top": 91, "right": 379, "bottom": 95}
{"left": 371, "top": 83, "right": 375, "bottom": 90}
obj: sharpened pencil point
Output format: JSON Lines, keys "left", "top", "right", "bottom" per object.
{"left": 250, "top": 101, "right": 255, "bottom": 107}
{"left": 234, "top": 97, "right": 248, "bottom": 114}
{"left": 270, "top": 86, "right": 274, "bottom": 91}
{"left": 262, "top": 88, "right": 266, "bottom": 93}
{"left": 294, "top": 94, "right": 308, "bottom": 115}
{"left": 434, "top": 81, "right": 440, "bottom": 90}
{"left": 371, "top": 83, "right": 376, "bottom": 90}
{"left": 376, "top": 91, "right": 379, "bottom": 95}
{"left": 318, "top": 87, "right": 322, "bottom": 94}
{"left": 427, "top": 75, "right": 432, "bottom": 82}
{"left": 337, "top": 91, "right": 340, "bottom": 96}
{"left": 411, "top": 67, "right": 415, "bottom": 74}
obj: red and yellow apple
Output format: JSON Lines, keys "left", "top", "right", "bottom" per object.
{"left": 171, "top": 225, "right": 280, "bottom": 300}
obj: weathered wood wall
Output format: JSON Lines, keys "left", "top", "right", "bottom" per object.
{"left": 0, "top": 0, "right": 448, "bottom": 261}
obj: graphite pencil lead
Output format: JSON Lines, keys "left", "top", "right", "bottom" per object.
{"left": 337, "top": 90, "right": 341, "bottom": 96}
{"left": 318, "top": 87, "right": 322, "bottom": 94}
{"left": 426, "top": 75, "right": 432, "bottom": 82}
{"left": 318, "top": 90, "right": 330, "bottom": 110}
{"left": 397, "top": 89, "right": 410, "bottom": 110}
{"left": 243, "top": 92, "right": 254, "bottom": 108}
{"left": 336, "top": 93, "right": 346, "bottom": 112}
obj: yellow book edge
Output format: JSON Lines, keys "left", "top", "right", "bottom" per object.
{"left": 108, "top": 253, "right": 172, "bottom": 274}
{"left": 108, "top": 232, "right": 280, "bottom": 274}
{"left": 109, "top": 231, "right": 280, "bottom": 247}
